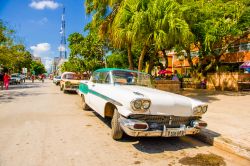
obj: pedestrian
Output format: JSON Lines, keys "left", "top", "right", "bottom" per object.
{"left": 0, "top": 71, "right": 4, "bottom": 90}
{"left": 172, "top": 70, "right": 179, "bottom": 81}
{"left": 3, "top": 73, "right": 10, "bottom": 90}
{"left": 41, "top": 74, "right": 45, "bottom": 83}
{"left": 31, "top": 75, "right": 35, "bottom": 83}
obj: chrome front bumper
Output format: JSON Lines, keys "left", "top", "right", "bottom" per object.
{"left": 119, "top": 118, "right": 201, "bottom": 137}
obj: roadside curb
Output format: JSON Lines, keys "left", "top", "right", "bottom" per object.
{"left": 192, "top": 129, "right": 250, "bottom": 161}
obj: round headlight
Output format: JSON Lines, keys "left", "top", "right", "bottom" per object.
{"left": 142, "top": 100, "right": 151, "bottom": 109}
{"left": 134, "top": 100, "right": 142, "bottom": 109}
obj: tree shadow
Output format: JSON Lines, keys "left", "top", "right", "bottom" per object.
{"left": 6, "top": 82, "right": 43, "bottom": 90}
{"left": 0, "top": 90, "right": 44, "bottom": 104}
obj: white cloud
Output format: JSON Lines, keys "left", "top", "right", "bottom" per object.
{"left": 38, "top": 17, "right": 48, "bottom": 25}
{"left": 30, "top": 43, "right": 51, "bottom": 57}
{"left": 29, "top": 0, "right": 60, "bottom": 10}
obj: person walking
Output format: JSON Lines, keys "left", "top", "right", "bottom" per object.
{"left": 3, "top": 73, "right": 10, "bottom": 90}
{"left": 31, "top": 75, "right": 35, "bottom": 83}
{"left": 0, "top": 71, "right": 4, "bottom": 90}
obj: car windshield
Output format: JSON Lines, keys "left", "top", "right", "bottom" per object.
{"left": 56, "top": 76, "right": 61, "bottom": 79}
{"left": 11, "top": 74, "right": 18, "bottom": 77}
{"left": 112, "top": 70, "right": 152, "bottom": 87}
{"left": 65, "top": 74, "right": 79, "bottom": 80}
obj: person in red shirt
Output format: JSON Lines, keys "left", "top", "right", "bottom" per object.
{"left": 3, "top": 73, "right": 10, "bottom": 90}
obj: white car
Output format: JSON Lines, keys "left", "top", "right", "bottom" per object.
{"left": 78, "top": 68, "right": 208, "bottom": 140}
{"left": 10, "top": 74, "right": 21, "bottom": 84}
{"left": 53, "top": 76, "right": 61, "bottom": 85}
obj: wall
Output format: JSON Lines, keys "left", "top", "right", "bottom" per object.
{"left": 207, "top": 72, "right": 239, "bottom": 91}
{"left": 154, "top": 80, "right": 180, "bottom": 92}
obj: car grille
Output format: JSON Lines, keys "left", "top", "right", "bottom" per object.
{"left": 128, "top": 114, "right": 200, "bottom": 128}
{"left": 72, "top": 85, "right": 79, "bottom": 89}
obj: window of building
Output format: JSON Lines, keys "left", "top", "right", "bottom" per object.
{"left": 240, "top": 43, "right": 250, "bottom": 51}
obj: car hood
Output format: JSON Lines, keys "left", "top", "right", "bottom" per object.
{"left": 106, "top": 85, "right": 204, "bottom": 117}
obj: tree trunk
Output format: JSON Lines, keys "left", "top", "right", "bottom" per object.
{"left": 138, "top": 44, "right": 148, "bottom": 71}
{"left": 127, "top": 43, "right": 133, "bottom": 70}
{"left": 185, "top": 48, "right": 194, "bottom": 70}
{"left": 148, "top": 52, "right": 156, "bottom": 74}
{"left": 162, "top": 49, "right": 168, "bottom": 69}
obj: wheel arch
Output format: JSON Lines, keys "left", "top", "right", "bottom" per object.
{"left": 104, "top": 102, "right": 117, "bottom": 118}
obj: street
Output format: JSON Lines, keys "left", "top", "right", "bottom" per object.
{"left": 0, "top": 81, "right": 249, "bottom": 166}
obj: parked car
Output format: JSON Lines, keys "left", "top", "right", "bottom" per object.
{"left": 77, "top": 68, "right": 208, "bottom": 140}
{"left": 10, "top": 73, "right": 21, "bottom": 84}
{"left": 60, "top": 72, "right": 80, "bottom": 93}
{"left": 53, "top": 76, "right": 61, "bottom": 85}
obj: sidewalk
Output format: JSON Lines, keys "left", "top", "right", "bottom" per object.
{"left": 179, "top": 89, "right": 250, "bottom": 160}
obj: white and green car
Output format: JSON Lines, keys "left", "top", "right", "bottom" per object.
{"left": 77, "top": 68, "right": 208, "bottom": 140}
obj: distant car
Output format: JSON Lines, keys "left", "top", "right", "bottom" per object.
{"left": 77, "top": 68, "right": 208, "bottom": 140}
{"left": 53, "top": 76, "right": 61, "bottom": 85}
{"left": 10, "top": 74, "right": 21, "bottom": 84}
{"left": 60, "top": 72, "right": 80, "bottom": 93}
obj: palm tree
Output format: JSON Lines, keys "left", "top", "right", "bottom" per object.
{"left": 109, "top": 0, "right": 190, "bottom": 71}
{"left": 134, "top": 0, "right": 190, "bottom": 71}
{"left": 85, "top": 0, "right": 190, "bottom": 72}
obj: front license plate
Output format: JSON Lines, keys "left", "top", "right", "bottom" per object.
{"left": 165, "top": 129, "right": 185, "bottom": 137}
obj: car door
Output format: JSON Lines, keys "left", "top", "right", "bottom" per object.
{"left": 88, "top": 71, "right": 111, "bottom": 117}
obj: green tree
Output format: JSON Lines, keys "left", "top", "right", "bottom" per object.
{"left": 66, "top": 31, "right": 105, "bottom": 72}
{"left": 0, "top": 20, "right": 32, "bottom": 73}
{"left": 180, "top": 0, "right": 250, "bottom": 76}
{"left": 106, "top": 52, "right": 129, "bottom": 68}
{"left": 30, "top": 61, "right": 46, "bottom": 75}
{"left": 86, "top": 0, "right": 189, "bottom": 71}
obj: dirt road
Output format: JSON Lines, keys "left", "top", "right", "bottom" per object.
{"left": 0, "top": 81, "right": 249, "bottom": 166}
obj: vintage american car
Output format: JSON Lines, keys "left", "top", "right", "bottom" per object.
{"left": 77, "top": 68, "right": 208, "bottom": 140}
{"left": 60, "top": 72, "right": 80, "bottom": 93}
{"left": 53, "top": 75, "right": 61, "bottom": 86}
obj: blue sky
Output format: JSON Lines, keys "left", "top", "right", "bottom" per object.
{"left": 0, "top": 0, "right": 92, "bottom": 69}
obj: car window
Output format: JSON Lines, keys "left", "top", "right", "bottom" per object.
{"left": 99, "top": 72, "right": 109, "bottom": 84}
{"left": 104, "top": 73, "right": 111, "bottom": 84}
{"left": 91, "top": 72, "right": 109, "bottom": 84}
{"left": 91, "top": 72, "right": 100, "bottom": 83}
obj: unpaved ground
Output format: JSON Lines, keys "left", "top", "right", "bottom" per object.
{"left": 179, "top": 89, "right": 250, "bottom": 149}
{"left": 0, "top": 81, "right": 249, "bottom": 166}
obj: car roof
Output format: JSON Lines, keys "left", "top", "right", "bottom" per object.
{"left": 95, "top": 68, "right": 147, "bottom": 74}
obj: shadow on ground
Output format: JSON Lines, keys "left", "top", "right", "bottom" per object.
{"left": 0, "top": 91, "right": 46, "bottom": 104}
{"left": 0, "top": 83, "right": 45, "bottom": 104}
{"left": 89, "top": 111, "right": 218, "bottom": 154}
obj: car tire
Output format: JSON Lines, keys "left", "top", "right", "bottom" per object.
{"left": 81, "top": 95, "right": 90, "bottom": 110}
{"left": 111, "top": 109, "right": 123, "bottom": 140}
